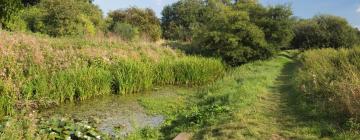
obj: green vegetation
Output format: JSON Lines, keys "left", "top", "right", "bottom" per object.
{"left": 37, "top": 118, "right": 106, "bottom": 139}
{"left": 162, "top": 0, "right": 295, "bottom": 66}
{"left": 292, "top": 15, "right": 359, "bottom": 49}
{"left": 161, "top": 51, "right": 297, "bottom": 139}
{"left": 108, "top": 7, "right": 162, "bottom": 41}
{"left": 161, "top": 0, "right": 204, "bottom": 41}
{"left": 134, "top": 51, "right": 359, "bottom": 139}
{"left": 295, "top": 48, "right": 360, "bottom": 123}
{"left": 0, "top": 33, "right": 224, "bottom": 115}
{"left": 0, "top": 30, "right": 224, "bottom": 137}
{"left": 111, "top": 23, "right": 139, "bottom": 41}
{"left": 0, "top": 0, "right": 24, "bottom": 30}
{"left": 1, "top": 0, "right": 360, "bottom": 139}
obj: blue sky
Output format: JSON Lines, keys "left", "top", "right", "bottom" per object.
{"left": 94, "top": 0, "right": 360, "bottom": 28}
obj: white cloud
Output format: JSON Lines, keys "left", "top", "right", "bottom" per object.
{"left": 356, "top": 6, "right": 360, "bottom": 14}
{"left": 355, "top": 25, "right": 360, "bottom": 30}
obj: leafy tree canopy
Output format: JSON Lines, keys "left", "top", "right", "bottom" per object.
{"left": 108, "top": 7, "right": 161, "bottom": 41}
{"left": 292, "top": 15, "right": 359, "bottom": 49}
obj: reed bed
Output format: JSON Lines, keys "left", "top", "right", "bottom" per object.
{"left": 0, "top": 56, "right": 225, "bottom": 116}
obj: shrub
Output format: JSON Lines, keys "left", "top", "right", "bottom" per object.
{"left": 247, "top": 4, "right": 295, "bottom": 49}
{"left": 0, "top": 0, "right": 23, "bottom": 30}
{"left": 292, "top": 15, "right": 359, "bottom": 49}
{"left": 108, "top": 7, "right": 161, "bottom": 41}
{"left": 29, "top": 0, "right": 104, "bottom": 36}
{"left": 161, "top": 0, "right": 205, "bottom": 41}
{"left": 295, "top": 48, "right": 360, "bottom": 121}
{"left": 193, "top": 0, "right": 271, "bottom": 66}
{"left": 22, "top": 7, "right": 46, "bottom": 33}
{"left": 111, "top": 22, "right": 139, "bottom": 41}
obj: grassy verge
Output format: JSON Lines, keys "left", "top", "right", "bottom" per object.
{"left": 158, "top": 51, "right": 296, "bottom": 139}
{"left": 157, "top": 50, "right": 360, "bottom": 139}
{"left": 0, "top": 31, "right": 225, "bottom": 139}
{"left": 295, "top": 48, "right": 360, "bottom": 134}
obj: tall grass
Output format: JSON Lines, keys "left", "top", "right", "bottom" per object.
{"left": 161, "top": 51, "right": 295, "bottom": 139}
{"left": 51, "top": 67, "right": 112, "bottom": 103}
{"left": 173, "top": 57, "right": 225, "bottom": 85}
{"left": 0, "top": 31, "right": 226, "bottom": 139}
{"left": 153, "top": 56, "right": 225, "bottom": 86}
{"left": 295, "top": 48, "right": 360, "bottom": 122}
{"left": 0, "top": 56, "right": 225, "bottom": 116}
{"left": 112, "top": 60, "right": 154, "bottom": 95}
{"left": 0, "top": 80, "right": 14, "bottom": 117}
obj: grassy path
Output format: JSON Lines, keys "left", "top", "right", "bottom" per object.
{"left": 139, "top": 51, "right": 359, "bottom": 139}
{"left": 233, "top": 55, "right": 320, "bottom": 139}
{"left": 227, "top": 53, "right": 356, "bottom": 139}
{"left": 191, "top": 51, "right": 358, "bottom": 140}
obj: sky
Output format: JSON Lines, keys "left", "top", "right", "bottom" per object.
{"left": 93, "top": 0, "right": 360, "bottom": 28}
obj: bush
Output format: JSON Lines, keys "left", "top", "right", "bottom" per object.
{"left": 108, "top": 7, "right": 161, "bottom": 41}
{"left": 247, "top": 4, "right": 295, "bottom": 49}
{"left": 0, "top": 0, "right": 23, "bottom": 30}
{"left": 161, "top": 0, "right": 205, "bottom": 41}
{"left": 23, "top": 0, "right": 104, "bottom": 36}
{"left": 193, "top": 1, "right": 271, "bottom": 66}
{"left": 292, "top": 15, "right": 359, "bottom": 49}
{"left": 111, "top": 22, "right": 139, "bottom": 41}
{"left": 295, "top": 48, "right": 360, "bottom": 121}
{"left": 22, "top": 7, "right": 46, "bottom": 33}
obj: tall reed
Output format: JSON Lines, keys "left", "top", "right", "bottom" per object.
{"left": 51, "top": 67, "right": 112, "bottom": 103}
{"left": 111, "top": 60, "right": 154, "bottom": 95}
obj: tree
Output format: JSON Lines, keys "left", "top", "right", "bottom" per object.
{"left": 25, "top": 0, "right": 104, "bottom": 36}
{"left": 292, "top": 15, "right": 358, "bottom": 49}
{"left": 252, "top": 5, "right": 294, "bottom": 49}
{"left": 161, "top": 0, "right": 205, "bottom": 41}
{"left": 108, "top": 7, "right": 161, "bottom": 41}
{"left": 111, "top": 22, "right": 139, "bottom": 41}
{"left": 0, "top": 0, "right": 23, "bottom": 29}
{"left": 234, "top": 2, "right": 294, "bottom": 49}
{"left": 193, "top": 0, "right": 270, "bottom": 66}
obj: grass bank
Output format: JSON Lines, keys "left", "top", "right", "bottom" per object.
{"left": 159, "top": 51, "right": 297, "bottom": 139}
{"left": 153, "top": 50, "right": 360, "bottom": 139}
{"left": 295, "top": 48, "right": 360, "bottom": 131}
{"left": 0, "top": 31, "right": 225, "bottom": 139}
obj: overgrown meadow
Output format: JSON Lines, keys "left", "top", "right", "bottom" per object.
{"left": 0, "top": 30, "right": 224, "bottom": 120}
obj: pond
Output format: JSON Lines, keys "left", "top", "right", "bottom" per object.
{"left": 39, "top": 87, "right": 191, "bottom": 137}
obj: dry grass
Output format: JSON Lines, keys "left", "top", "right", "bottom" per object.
{"left": 295, "top": 48, "right": 360, "bottom": 122}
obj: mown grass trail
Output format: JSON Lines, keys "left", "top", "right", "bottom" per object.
{"left": 232, "top": 53, "right": 319, "bottom": 139}
{"left": 177, "top": 51, "right": 360, "bottom": 140}
{"left": 228, "top": 52, "right": 358, "bottom": 139}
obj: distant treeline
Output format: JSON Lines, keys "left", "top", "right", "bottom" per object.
{"left": 1, "top": 0, "right": 360, "bottom": 66}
